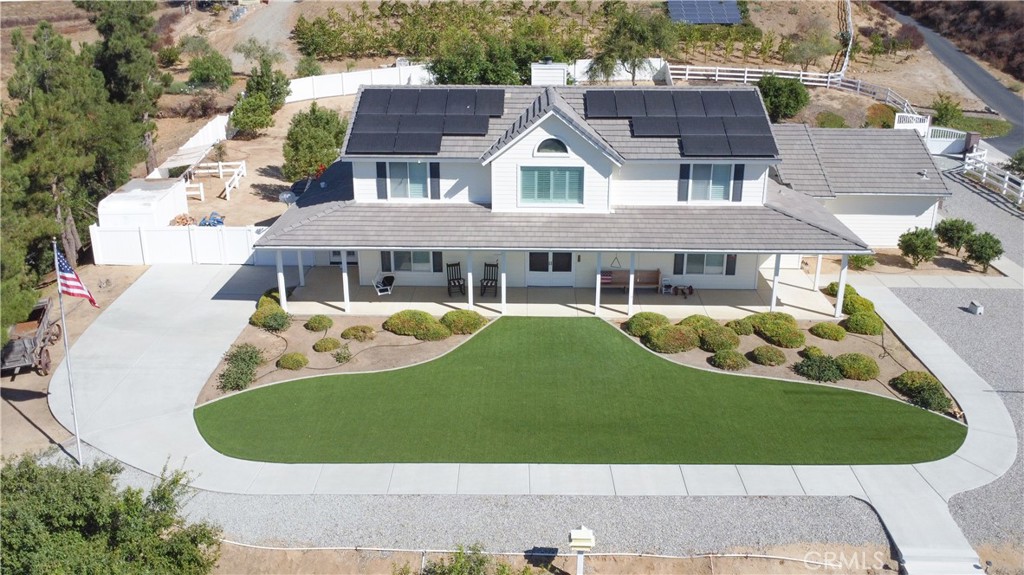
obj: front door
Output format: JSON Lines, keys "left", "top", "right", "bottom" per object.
{"left": 527, "top": 252, "right": 574, "bottom": 286}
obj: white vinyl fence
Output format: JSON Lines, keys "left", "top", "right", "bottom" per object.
{"left": 90, "top": 224, "right": 268, "bottom": 265}
{"left": 894, "top": 112, "right": 971, "bottom": 155}
{"left": 285, "top": 65, "right": 432, "bottom": 103}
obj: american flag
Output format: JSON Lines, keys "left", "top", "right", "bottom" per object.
{"left": 56, "top": 250, "right": 98, "bottom": 308}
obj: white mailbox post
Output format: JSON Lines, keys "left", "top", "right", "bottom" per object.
{"left": 569, "top": 525, "right": 595, "bottom": 575}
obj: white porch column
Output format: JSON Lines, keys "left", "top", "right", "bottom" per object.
{"left": 341, "top": 250, "right": 350, "bottom": 313}
{"left": 769, "top": 254, "right": 782, "bottom": 312}
{"left": 296, "top": 250, "right": 305, "bottom": 287}
{"left": 627, "top": 252, "right": 636, "bottom": 316}
{"left": 594, "top": 252, "right": 602, "bottom": 317}
{"left": 500, "top": 251, "right": 507, "bottom": 315}
{"left": 275, "top": 250, "right": 288, "bottom": 313}
{"left": 465, "top": 250, "right": 474, "bottom": 309}
{"left": 834, "top": 254, "right": 849, "bottom": 319}
{"left": 813, "top": 255, "right": 823, "bottom": 291}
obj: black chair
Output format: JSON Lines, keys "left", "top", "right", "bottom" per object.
{"left": 480, "top": 262, "right": 499, "bottom": 297}
{"left": 447, "top": 262, "right": 465, "bottom": 296}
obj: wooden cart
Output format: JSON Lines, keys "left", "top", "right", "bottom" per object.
{"left": 1, "top": 298, "right": 62, "bottom": 376}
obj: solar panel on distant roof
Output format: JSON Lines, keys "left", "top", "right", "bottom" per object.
{"left": 358, "top": 89, "right": 392, "bottom": 114}
{"left": 393, "top": 132, "right": 443, "bottom": 154}
{"left": 446, "top": 90, "right": 476, "bottom": 115}
{"left": 615, "top": 91, "right": 646, "bottom": 117}
{"left": 347, "top": 133, "right": 396, "bottom": 154}
{"left": 722, "top": 116, "right": 771, "bottom": 136}
{"left": 672, "top": 92, "right": 705, "bottom": 116}
{"left": 399, "top": 115, "right": 444, "bottom": 134}
{"left": 678, "top": 117, "right": 725, "bottom": 136}
{"left": 701, "top": 92, "right": 736, "bottom": 117}
{"left": 726, "top": 135, "right": 778, "bottom": 156}
{"left": 442, "top": 115, "right": 490, "bottom": 136}
{"left": 387, "top": 90, "right": 420, "bottom": 114}
{"left": 632, "top": 117, "right": 681, "bottom": 137}
{"left": 680, "top": 135, "right": 731, "bottom": 156}
{"left": 729, "top": 91, "right": 765, "bottom": 116}
{"left": 417, "top": 90, "right": 448, "bottom": 114}
{"left": 642, "top": 91, "right": 676, "bottom": 116}
{"left": 351, "top": 114, "right": 400, "bottom": 134}
{"left": 666, "top": 0, "right": 742, "bottom": 24}
{"left": 584, "top": 91, "right": 617, "bottom": 118}
{"left": 475, "top": 89, "right": 505, "bottom": 117}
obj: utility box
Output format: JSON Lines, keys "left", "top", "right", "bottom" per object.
{"left": 968, "top": 301, "right": 984, "bottom": 315}
{"left": 531, "top": 60, "right": 571, "bottom": 86}
{"left": 569, "top": 526, "right": 595, "bottom": 551}
{"left": 98, "top": 178, "right": 187, "bottom": 227}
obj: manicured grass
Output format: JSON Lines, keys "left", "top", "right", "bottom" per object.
{"left": 946, "top": 116, "right": 1013, "bottom": 138}
{"left": 195, "top": 317, "right": 966, "bottom": 464}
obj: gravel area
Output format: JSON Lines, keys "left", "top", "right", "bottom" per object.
{"left": 938, "top": 166, "right": 1024, "bottom": 267}
{"left": 892, "top": 288, "right": 1024, "bottom": 547}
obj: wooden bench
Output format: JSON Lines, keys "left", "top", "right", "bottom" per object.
{"left": 600, "top": 269, "right": 661, "bottom": 292}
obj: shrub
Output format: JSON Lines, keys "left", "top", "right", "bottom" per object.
{"left": 864, "top": 103, "right": 896, "bottom": 128}
{"left": 277, "top": 352, "right": 309, "bottom": 370}
{"left": 894, "top": 23, "right": 924, "bottom": 50}
{"left": 417, "top": 322, "right": 452, "bottom": 341}
{"left": 710, "top": 350, "right": 750, "bottom": 371}
{"left": 898, "top": 227, "right": 939, "bottom": 268}
{"left": 823, "top": 282, "right": 857, "bottom": 298}
{"left": 440, "top": 310, "right": 488, "bottom": 334}
{"left": 794, "top": 355, "right": 844, "bottom": 382}
{"left": 244, "top": 57, "right": 291, "bottom": 113}
{"left": 848, "top": 254, "right": 876, "bottom": 270}
{"left": 188, "top": 50, "right": 234, "bottom": 90}
{"left": 964, "top": 232, "right": 1004, "bottom": 272}
{"left": 842, "top": 294, "right": 876, "bottom": 315}
{"left": 159, "top": 72, "right": 174, "bottom": 88}
{"left": 332, "top": 344, "right": 352, "bottom": 364}
{"left": 341, "top": 325, "right": 376, "bottom": 342}
{"left": 802, "top": 345, "right": 824, "bottom": 359}
{"left": 890, "top": 371, "right": 952, "bottom": 412}
{"left": 157, "top": 45, "right": 181, "bottom": 68}
{"left": 383, "top": 310, "right": 438, "bottom": 336}
{"left": 810, "top": 322, "right": 846, "bottom": 341}
{"left": 642, "top": 325, "right": 699, "bottom": 354}
{"left": 757, "top": 75, "right": 810, "bottom": 122}
{"left": 677, "top": 314, "right": 719, "bottom": 335}
{"left": 249, "top": 303, "right": 291, "bottom": 332}
{"left": 258, "top": 287, "right": 283, "bottom": 308}
{"left": 751, "top": 345, "right": 787, "bottom": 366}
{"left": 844, "top": 312, "right": 884, "bottom": 336}
{"left": 313, "top": 337, "right": 342, "bottom": 352}
{"left": 930, "top": 92, "right": 963, "bottom": 127}
{"left": 622, "top": 312, "right": 670, "bottom": 337}
{"left": 749, "top": 312, "right": 804, "bottom": 348}
{"left": 304, "top": 314, "right": 333, "bottom": 332}
{"left": 699, "top": 324, "right": 741, "bottom": 352}
{"left": 217, "top": 343, "right": 264, "bottom": 392}
{"left": 295, "top": 54, "right": 323, "bottom": 78}
{"left": 815, "top": 111, "right": 847, "bottom": 128}
{"left": 836, "top": 353, "right": 880, "bottom": 381}
{"left": 182, "top": 91, "right": 217, "bottom": 119}
{"left": 230, "top": 93, "right": 273, "bottom": 138}
{"left": 748, "top": 312, "right": 798, "bottom": 329}
{"left": 725, "top": 317, "right": 754, "bottom": 336}
{"left": 934, "top": 218, "right": 975, "bottom": 256}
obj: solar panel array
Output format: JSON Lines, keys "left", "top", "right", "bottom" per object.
{"left": 667, "top": 0, "right": 742, "bottom": 25}
{"left": 348, "top": 88, "right": 505, "bottom": 155}
{"left": 584, "top": 89, "right": 777, "bottom": 157}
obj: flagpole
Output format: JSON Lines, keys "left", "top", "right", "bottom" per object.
{"left": 53, "top": 239, "right": 84, "bottom": 467}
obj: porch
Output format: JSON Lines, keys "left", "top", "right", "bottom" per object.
{"left": 285, "top": 266, "right": 838, "bottom": 320}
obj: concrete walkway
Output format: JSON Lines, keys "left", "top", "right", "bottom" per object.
{"left": 49, "top": 265, "right": 1017, "bottom": 574}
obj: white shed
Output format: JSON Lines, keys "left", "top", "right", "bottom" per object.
{"left": 98, "top": 178, "right": 187, "bottom": 227}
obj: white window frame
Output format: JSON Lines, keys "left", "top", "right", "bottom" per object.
{"left": 690, "top": 164, "right": 733, "bottom": 202}
{"left": 680, "top": 253, "right": 730, "bottom": 276}
{"left": 519, "top": 166, "right": 584, "bottom": 205}
{"left": 391, "top": 250, "right": 434, "bottom": 272}
{"left": 388, "top": 162, "right": 429, "bottom": 200}
{"left": 534, "top": 138, "right": 570, "bottom": 157}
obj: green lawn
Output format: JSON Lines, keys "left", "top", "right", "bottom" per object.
{"left": 946, "top": 116, "right": 1014, "bottom": 138}
{"left": 195, "top": 317, "right": 966, "bottom": 464}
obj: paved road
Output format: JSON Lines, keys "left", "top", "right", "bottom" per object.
{"left": 891, "top": 12, "right": 1023, "bottom": 156}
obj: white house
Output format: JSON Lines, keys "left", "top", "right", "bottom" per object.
{"left": 255, "top": 85, "right": 875, "bottom": 316}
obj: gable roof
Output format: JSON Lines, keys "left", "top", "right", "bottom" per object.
{"left": 773, "top": 124, "right": 951, "bottom": 197}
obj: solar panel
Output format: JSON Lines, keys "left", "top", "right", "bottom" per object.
{"left": 615, "top": 91, "right": 646, "bottom": 117}
{"left": 443, "top": 115, "right": 490, "bottom": 136}
{"left": 351, "top": 114, "right": 400, "bottom": 134}
{"left": 584, "top": 91, "right": 617, "bottom": 118}
{"left": 347, "top": 133, "right": 396, "bottom": 154}
{"left": 667, "top": 0, "right": 742, "bottom": 24}
{"left": 358, "top": 89, "right": 392, "bottom": 114}
{"left": 446, "top": 90, "right": 476, "bottom": 115}
{"left": 387, "top": 90, "right": 420, "bottom": 114}
{"left": 417, "top": 90, "right": 448, "bottom": 114}
{"left": 475, "top": 89, "right": 505, "bottom": 117}
{"left": 730, "top": 91, "right": 765, "bottom": 117}
{"left": 672, "top": 92, "right": 705, "bottom": 117}
{"left": 678, "top": 117, "right": 726, "bottom": 136}
{"left": 399, "top": 115, "right": 444, "bottom": 134}
{"left": 393, "top": 132, "right": 443, "bottom": 154}
{"left": 632, "top": 117, "right": 680, "bottom": 137}
{"left": 642, "top": 91, "right": 676, "bottom": 116}
{"left": 722, "top": 116, "right": 771, "bottom": 136}
{"left": 680, "top": 135, "right": 731, "bottom": 156}
{"left": 701, "top": 92, "right": 735, "bottom": 116}
{"left": 727, "top": 135, "right": 779, "bottom": 156}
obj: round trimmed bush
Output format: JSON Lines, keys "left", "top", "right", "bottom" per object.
{"left": 276, "top": 352, "right": 308, "bottom": 370}
{"left": 750, "top": 345, "right": 787, "bottom": 366}
{"left": 725, "top": 317, "right": 754, "bottom": 336}
{"left": 677, "top": 314, "right": 719, "bottom": 335}
{"left": 313, "top": 337, "right": 342, "bottom": 352}
{"left": 890, "top": 371, "right": 952, "bottom": 412}
{"left": 801, "top": 345, "right": 824, "bottom": 359}
{"left": 440, "top": 310, "right": 488, "bottom": 334}
{"left": 750, "top": 312, "right": 798, "bottom": 329}
{"left": 641, "top": 325, "right": 699, "bottom": 354}
{"left": 823, "top": 282, "right": 857, "bottom": 298}
{"left": 809, "top": 322, "right": 847, "bottom": 341}
{"left": 755, "top": 322, "right": 805, "bottom": 348}
{"left": 622, "top": 312, "right": 670, "bottom": 337}
{"left": 836, "top": 353, "right": 880, "bottom": 381}
{"left": 416, "top": 322, "right": 452, "bottom": 341}
{"left": 710, "top": 350, "right": 749, "bottom": 371}
{"left": 304, "top": 314, "right": 333, "bottom": 332}
{"left": 699, "top": 324, "right": 740, "bottom": 352}
{"left": 842, "top": 294, "right": 875, "bottom": 315}
{"left": 794, "top": 355, "right": 843, "bottom": 382}
{"left": 383, "top": 310, "right": 438, "bottom": 337}
{"left": 844, "top": 312, "right": 884, "bottom": 336}
{"left": 341, "top": 325, "right": 376, "bottom": 342}
{"left": 249, "top": 304, "right": 291, "bottom": 332}
{"left": 258, "top": 287, "right": 282, "bottom": 308}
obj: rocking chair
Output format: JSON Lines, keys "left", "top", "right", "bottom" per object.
{"left": 480, "top": 262, "right": 499, "bottom": 297}
{"left": 374, "top": 271, "right": 395, "bottom": 296}
{"left": 446, "top": 262, "right": 465, "bottom": 296}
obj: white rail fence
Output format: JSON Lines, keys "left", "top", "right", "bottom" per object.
{"left": 191, "top": 160, "right": 247, "bottom": 200}
{"left": 90, "top": 224, "right": 267, "bottom": 266}
{"left": 963, "top": 154, "right": 1024, "bottom": 205}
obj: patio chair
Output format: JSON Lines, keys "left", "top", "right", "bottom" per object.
{"left": 446, "top": 262, "right": 465, "bottom": 296}
{"left": 374, "top": 271, "right": 395, "bottom": 296}
{"left": 480, "top": 262, "right": 499, "bottom": 297}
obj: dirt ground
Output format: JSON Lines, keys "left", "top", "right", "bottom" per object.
{"left": 807, "top": 247, "right": 1005, "bottom": 277}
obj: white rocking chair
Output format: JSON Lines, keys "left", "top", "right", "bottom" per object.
{"left": 374, "top": 271, "right": 395, "bottom": 296}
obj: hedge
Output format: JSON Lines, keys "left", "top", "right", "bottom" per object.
{"left": 823, "top": 282, "right": 857, "bottom": 298}
{"left": 890, "top": 371, "right": 952, "bottom": 412}
{"left": 277, "top": 352, "right": 309, "bottom": 370}
{"left": 622, "top": 312, "right": 670, "bottom": 337}
{"left": 809, "top": 322, "right": 847, "bottom": 341}
{"left": 750, "top": 345, "right": 787, "bottom": 366}
{"left": 313, "top": 337, "right": 342, "bottom": 352}
{"left": 341, "top": 325, "right": 376, "bottom": 342}
{"left": 677, "top": 314, "right": 719, "bottom": 335}
{"left": 836, "top": 353, "right": 880, "bottom": 381}
{"left": 440, "top": 310, "right": 488, "bottom": 334}
{"left": 699, "top": 324, "right": 741, "bottom": 352}
{"left": 710, "top": 350, "right": 749, "bottom": 371}
{"left": 304, "top": 315, "right": 333, "bottom": 332}
{"left": 844, "top": 312, "right": 884, "bottom": 336}
{"left": 641, "top": 325, "right": 699, "bottom": 354}
{"left": 794, "top": 355, "right": 843, "bottom": 382}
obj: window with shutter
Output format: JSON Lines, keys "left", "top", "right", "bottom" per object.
{"left": 675, "top": 253, "right": 738, "bottom": 275}
{"left": 388, "top": 162, "right": 428, "bottom": 199}
{"left": 687, "top": 164, "right": 733, "bottom": 202}
{"left": 520, "top": 167, "right": 583, "bottom": 204}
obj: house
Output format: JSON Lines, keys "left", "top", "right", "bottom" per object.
{"left": 255, "top": 85, "right": 876, "bottom": 317}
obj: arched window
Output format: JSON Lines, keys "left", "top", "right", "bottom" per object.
{"left": 536, "top": 138, "right": 568, "bottom": 154}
